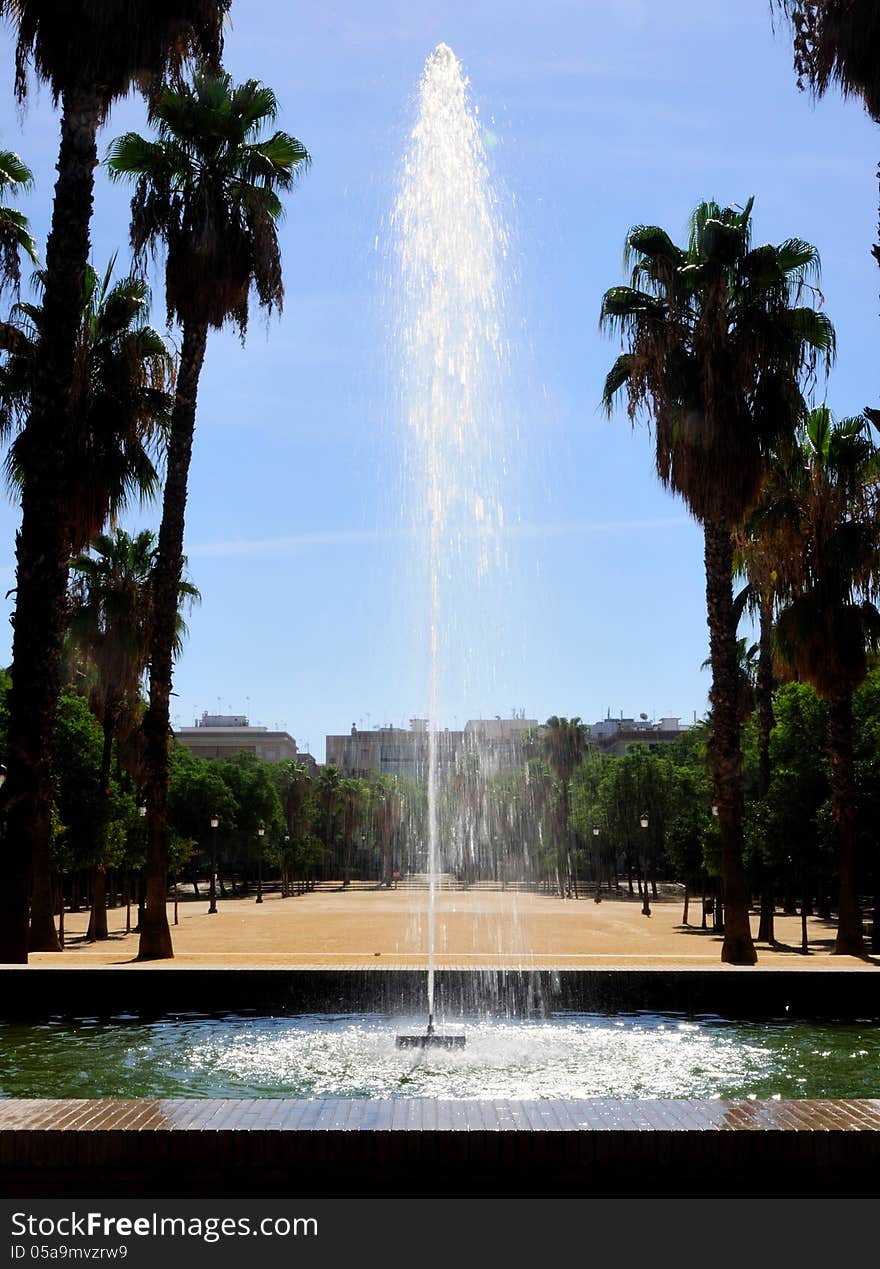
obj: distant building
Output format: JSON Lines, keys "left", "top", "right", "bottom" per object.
{"left": 325, "top": 716, "right": 540, "bottom": 780}
{"left": 463, "top": 717, "right": 541, "bottom": 774}
{"left": 175, "top": 712, "right": 317, "bottom": 773}
{"left": 588, "top": 714, "right": 691, "bottom": 758}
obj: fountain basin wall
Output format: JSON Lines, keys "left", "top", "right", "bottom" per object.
{"left": 2, "top": 1096, "right": 880, "bottom": 1198}
{"left": 2, "top": 968, "right": 879, "bottom": 1198}
{"left": 0, "top": 966, "right": 877, "bottom": 1020}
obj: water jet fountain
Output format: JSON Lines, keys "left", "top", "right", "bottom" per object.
{"left": 391, "top": 42, "right": 513, "bottom": 1048}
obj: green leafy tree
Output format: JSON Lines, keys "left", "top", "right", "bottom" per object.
{"left": 600, "top": 199, "right": 834, "bottom": 963}
{"left": 216, "top": 752, "right": 283, "bottom": 896}
{"left": 0, "top": 0, "right": 229, "bottom": 965}
{"left": 53, "top": 688, "right": 136, "bottom": 940}
{"left": 106, "top": 71, "right": 309, "bottom": 958}
{"left": 759, "top": 682, "right": 829, "bottom": 950}
{"left": 167, "top": 745, "right": 237, "bottom": 896}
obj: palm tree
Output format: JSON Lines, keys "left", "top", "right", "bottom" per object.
{"left": 733, "top": 448, "right": 808, "bottom": 943}
{"left": 543, "top": 717, "right": 590, "bottom": 898}
{"left": 773, "top": 407, "right": 880, "bottom": 955}
{"left": 0, "top": 261, "right": 172, "bottom": 549}
{"left": 68, "top": 528, "right": 198, "bottom": 939}
{"left": 600, "top": 199, "right": 835, "bottom": 963}
{"left": 274, "top": 759, "right": 314, "bottom": 894}
{"left": 771, "top": 4, "right": 880, "bottom": 310}
{"left": 315, "top": 765, "right": 343, "bottom": 882}
{"left": 772, "top": 2, "right": 880, "bottom": 116}
{"left": 0, "top": 1, "right": 229, "bottom": 963}
{"left": 370, "top": 774, "right": 404, "bottom": 888}
{"left": 0, "top": 260, "right": 173, "bottom": 950}
{"left": 339, "top": 778, "right": 370, "bottom": 888}
{"left": 0, "top": 150, "right": 38, "bottom": 295}
{"left": 107, "top": 72, "right": 309, "bottom": 959}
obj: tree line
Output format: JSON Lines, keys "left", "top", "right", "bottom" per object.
{"left": 0, "top": 2, "right": 308, "bottom": 962}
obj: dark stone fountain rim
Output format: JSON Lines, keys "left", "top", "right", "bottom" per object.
{"left": 0, "top": 965, "right": 877, "bottom": 1021}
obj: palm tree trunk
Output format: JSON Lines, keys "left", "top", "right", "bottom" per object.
{"left": 86, "top": 866, "right": 108, "bottom": 942}
{"left": 703, "top": 519, "right": 757, "bottom": 964}
{"left": 827, "top": 692, "right": 864, "bottom": 956}
{"left": 88, "top": 708, "right": 116, "bottom": 941}
{"left": 0, "top": 87, "right": 102, "bottom": 961}
{"left": 138, "top": 321, "right": 208, "bottom": 960}
{"left": 756, "top": 593, "right": 776, "bottom": 944}
{"left": 756, "top": 594, "right": 775, "bottom": 799}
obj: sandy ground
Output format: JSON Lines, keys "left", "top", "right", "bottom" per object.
{"left": 24, "top": 883, "right": 879, "bottom": 969}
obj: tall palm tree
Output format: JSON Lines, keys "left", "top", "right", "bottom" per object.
{"left": 0, "top": 150, "right": 38, "bottom": 295}
{"left": 107, "top": 72, "right": 309, "bottom": 959}
{"left": 600, "top": 199, "right": 835, "bottom": 963}
{"left": 733, "top": 448, "right": 807, "bottom": 942}
{"left": 543, "top": 716, "right": 590, "bottom": 897}
{"left": 773, "top": 407, "right": 880, "bottom": 955}
{"left": 771, "top": 4, "right": 880, "bottom": 305}
{"left": 339, "top": 777, "right": 370, "bottom": 888}
{"left": 0, "top": 1, "right": 229, "bottom": 963}
{"left": 0, "top": 260, "right": 173, "bottom": 949}
{"left": 0, "top": 260, "right": 172, "bottom": 548}
{"left": 315, "top": 765, "right": 343, "bottom": 882}
{"left": 370, "top": 774, "right": 404, "bottom": 888}
{"left": 68, "top": 528, "right": 198, "bottom": 939}
{"left": 274, "top": 759, "right": 314, "bottom": 893}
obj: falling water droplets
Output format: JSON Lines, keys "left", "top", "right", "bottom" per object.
{"left": 392, "top": 45, "right": 513, "bottom": 1018}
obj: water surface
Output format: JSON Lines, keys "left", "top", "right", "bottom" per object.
{"left": 2, "top": 1011, "right": 878, "bottom": 1100}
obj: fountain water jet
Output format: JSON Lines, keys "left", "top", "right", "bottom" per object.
{"left": 392, "top": 43, "right": 511, "bottom": 1046}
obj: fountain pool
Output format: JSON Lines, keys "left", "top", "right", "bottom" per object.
{"left": 3, "top": 1009, "right": 880, "bottom": 1101}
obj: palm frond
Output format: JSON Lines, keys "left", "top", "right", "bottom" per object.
{"left": 601, "top": 353, "right": 634, "bottom": 416}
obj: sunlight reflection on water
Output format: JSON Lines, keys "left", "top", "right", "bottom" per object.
{"left": 2, "top": 1012, "right": 880, "bottom": 1101}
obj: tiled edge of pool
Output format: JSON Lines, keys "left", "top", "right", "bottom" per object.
{"left": 1, "top": 1097, "right": 879, "bottom": 1197}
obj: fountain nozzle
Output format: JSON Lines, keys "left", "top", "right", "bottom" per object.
{"left": 396, "top": 1013, "right": 465, "bottom": 1049}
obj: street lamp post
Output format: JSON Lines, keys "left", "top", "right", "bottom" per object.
{"left": 283, "top": 833, "right": 290, "bottom": 897}
{"left": 640, "top": 812, "right": 651, "bottom": 916}
{"left": 592, "top": 825, "right": 602, "bottom": 902}
{"left": 209, "top": 815, "right": 219, "bottom": 914}
{"left": 710, "top": 803, "right": 722, "bottom": 930}
{"left": 134, "top": 804, "right": 146, "bottom": 932}
{"left": 256, "top": 825, "right": 265, "bottom": 904}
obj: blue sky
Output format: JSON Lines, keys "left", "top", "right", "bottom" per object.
{"left": 0, "top": 0, "right": 877, "bottom": 761}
